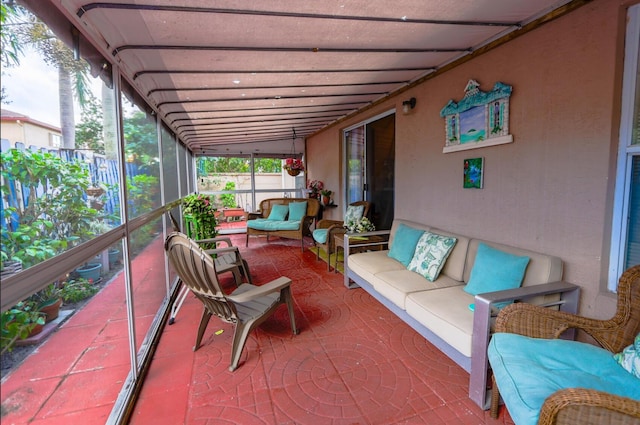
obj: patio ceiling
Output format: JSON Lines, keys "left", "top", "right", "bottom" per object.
{"left": 35, "top": 0, "right": 577, "bottom": 156}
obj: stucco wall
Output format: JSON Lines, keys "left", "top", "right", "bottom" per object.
{"left": 306, "top": 0, "right": 634, "bottom": 318}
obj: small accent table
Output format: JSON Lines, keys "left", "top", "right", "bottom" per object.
{"left": 333, "top": 233, "right": 386, "bottom": 278}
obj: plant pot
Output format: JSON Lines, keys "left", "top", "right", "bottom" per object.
{"left": 86, "top": 187, "right": 105, "bottom": 197}
{"left": 90, "top": 200, "right": 105, "bottom": 210}
{"left": 76, "top": 263, "right": 102, "bottom": 282}
{"left": 108, "top": 249, "right": 121, "bottom": 266}
{"left": 322, "top": 196, "right": 331, "bottom": 206}
{"left": 287, "top": 169, "right": 301, "bottom": 176}
{"left": 39, "top": 298, "right": 62, "bottom": 323}
{"left": 28, "top": 323, "right": 44, "bottom": 338}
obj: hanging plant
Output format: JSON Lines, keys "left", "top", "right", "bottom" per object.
{"left": 283, "top": 158, "right": 304, "bottom": 176}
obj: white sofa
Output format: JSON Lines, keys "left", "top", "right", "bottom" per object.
{"left": 344, "top": 218, "right": 581, "bottom": 409}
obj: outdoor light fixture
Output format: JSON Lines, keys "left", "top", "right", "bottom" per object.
{"left": 402, "top": 97, "right": 416, "bottom": 114}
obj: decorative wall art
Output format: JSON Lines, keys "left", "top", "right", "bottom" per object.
{"left": 440, "top": 80, "right": 513, "bottom": 153}
{"left": 463, "top": 157, "right": 484, "bottom": 189}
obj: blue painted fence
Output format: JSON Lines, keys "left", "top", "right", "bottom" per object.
{"left": 1, "top": 139, "right": 139, "bottom": 231}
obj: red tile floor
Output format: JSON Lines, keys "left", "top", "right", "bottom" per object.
{"left": 2, "top": 224, "right": 514, "bottom": 424}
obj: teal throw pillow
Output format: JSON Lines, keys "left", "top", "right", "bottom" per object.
{"left": 407, "top": 232, "right": 457, "bottom": 281}
{"left": 388, "top": 224, "right": 425, "bottom": 267}
{"left": 464, "top": 243, "right": 530, "bottom": 296}
{"left": 288, "top": 201, "right": 307, "bottom": 222}
{"left": 614, "top": 333, "right": 640, "bottom": 379}
{"left": 344, "top": 205, "right": 365, "bottom": 223}
{"left": 267, "top": 204, "right": 289, "bottom": 221}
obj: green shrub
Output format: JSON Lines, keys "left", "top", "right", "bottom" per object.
{"left": 60, "top": 278, "right": 99, "bottom": 303}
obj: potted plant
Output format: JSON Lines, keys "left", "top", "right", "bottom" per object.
{"left": 344, "top": 216, "right": 376, "bottom": 233}
{"left": 1, "top": 301, "right": 46, "bottom": 354}
{"left": 320, "top": 189, "right": 333, "bottom": 206}
{"left": 307, "top": 180, "right": 324, "bottom": 199}
{"left": 75, "top": 262, "right": 103, "bottom": 282}
{"left": 283, "top": 158, "right": 304, "bottom": 176}
{"left": 31, "top": 283, "right": 63, "bottom": 323}
{"left": 182, "top": 194, "right": 219, "bottom": 246}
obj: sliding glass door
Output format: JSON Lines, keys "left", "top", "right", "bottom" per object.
{"left": 344, "top": 111, "right": 395, "bottom": 230}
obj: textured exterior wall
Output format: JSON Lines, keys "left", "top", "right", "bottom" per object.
{"left": 306, "top": 0, "right": 635, "bottom": 318}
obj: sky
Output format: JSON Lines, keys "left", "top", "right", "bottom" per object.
{"left": 1, "top": 47, "right": 62, "bottom": 127}
{"left": 1, "top": 46, "right": 102, "bottom": 128}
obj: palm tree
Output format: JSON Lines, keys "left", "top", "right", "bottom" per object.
{"left": 4, "top": 5, "right": 90, "bottom": 149}
{"left": 20, "top": 15, "right": 90, "bottom": 148}
{"left": 0, "top": 3, "right": 23, "bottom": 103}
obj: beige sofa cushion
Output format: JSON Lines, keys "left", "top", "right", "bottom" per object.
{"left": 373, "top": 270, "right": 462, "bottom": 310}
{"left": 406, "top": 286, "right": 476, "bottom": 357}
{"left": 348, "top": 250, "right": 404, "bottom": 283}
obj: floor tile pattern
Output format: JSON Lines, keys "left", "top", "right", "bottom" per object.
{"left": 1, "top": 226, "right": 514, "bottom": 424}
{"left": 132, "top": 234, "right": 514, "bottom": 425}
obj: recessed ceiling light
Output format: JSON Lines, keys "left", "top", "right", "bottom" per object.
{"left": 232, "top": 80, "right": 240, "bottom": 84}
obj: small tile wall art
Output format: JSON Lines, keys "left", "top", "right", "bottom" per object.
{"left": 440, "top": 80, "right": 513, "bottom": 153}
{"left": 463, "top": 157, "right": 484, "bottom": 189}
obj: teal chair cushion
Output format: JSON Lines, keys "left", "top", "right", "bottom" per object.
{"left": 313, "top": 228, "right": 328, "bottom": 244}
{"left": 488, "top": 333, "right": 640, "bottom": 425}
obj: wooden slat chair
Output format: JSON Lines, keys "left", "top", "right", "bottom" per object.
{"left": 312, "top": 201, "right": 370, "bottom": 271}
{"left": 167, "top": 212, "right": 252, "bottom": 324}
{"left": 164, "top": 231, "right": 298, "bottom": 371}
{"left": 489, "top": 264, "right": 640, "bottom": 425}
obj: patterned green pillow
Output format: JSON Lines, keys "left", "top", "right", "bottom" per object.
{"left": 344, "top": 205, "right": 365, "bottom": 223}
{"left": 614, "top": 333, "right": 640, "bottom": 379}
{"left": 407, "top": 232, "right": 457, "bottom": 281}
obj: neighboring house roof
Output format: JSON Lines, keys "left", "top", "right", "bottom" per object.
{"left": 0, "top": 108, "right": 61, "bottom": 132}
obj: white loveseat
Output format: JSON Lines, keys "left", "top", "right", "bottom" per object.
{"left": 344, "top": 218, "right": 581, "bottom": 409}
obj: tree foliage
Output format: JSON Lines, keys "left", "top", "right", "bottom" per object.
{"left": 198, "top": 157, "right": 282, "bottom": 175}
{"left": 75, "top": 94, "right": 104, "bottom": 154}
{"left": 0, "top": 3, "right": 23, "bottom": 68}
{"left": 0, "top": 149, "right": 101, "bottom": 269}
{"left": 123, "top": 110, "right": 158, "bottom": 168}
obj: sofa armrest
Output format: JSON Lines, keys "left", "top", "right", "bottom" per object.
{"left": 469, "top": 281, "right": 580, "bottom": 409}
{"left": 538, "top": 388, "right": 640, "bottom": 425}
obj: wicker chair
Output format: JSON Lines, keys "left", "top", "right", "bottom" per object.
{"left": 489, "top": 264, "right": 640, "bottom": 424}
{"left": 165, "top": 231, "right": 298, "bottom": 371}
{"left": 312, "top": 201, "right": 370, "bottom": 271}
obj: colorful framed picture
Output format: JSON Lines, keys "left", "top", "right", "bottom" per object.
{"left": 463, "top": 157, "right": 484, "bottom": 189}
{"left": 440, "top": 80, "right": 513, "bottom": 153}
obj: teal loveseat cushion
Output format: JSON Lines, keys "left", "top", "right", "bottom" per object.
{"left": 288, "top": 201, "right": 307, "bottom": 222}
{"left": 488, "top": 333, "right": 640, "bottom": 425}
{"left": 267, "top": 204, "right": 289, "bottom": 221}
{"left": 247, "top": 219, "right": 301, "bottom": 231}
{"left": 312, "top": 228, "right": 328, "bottom": 244}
